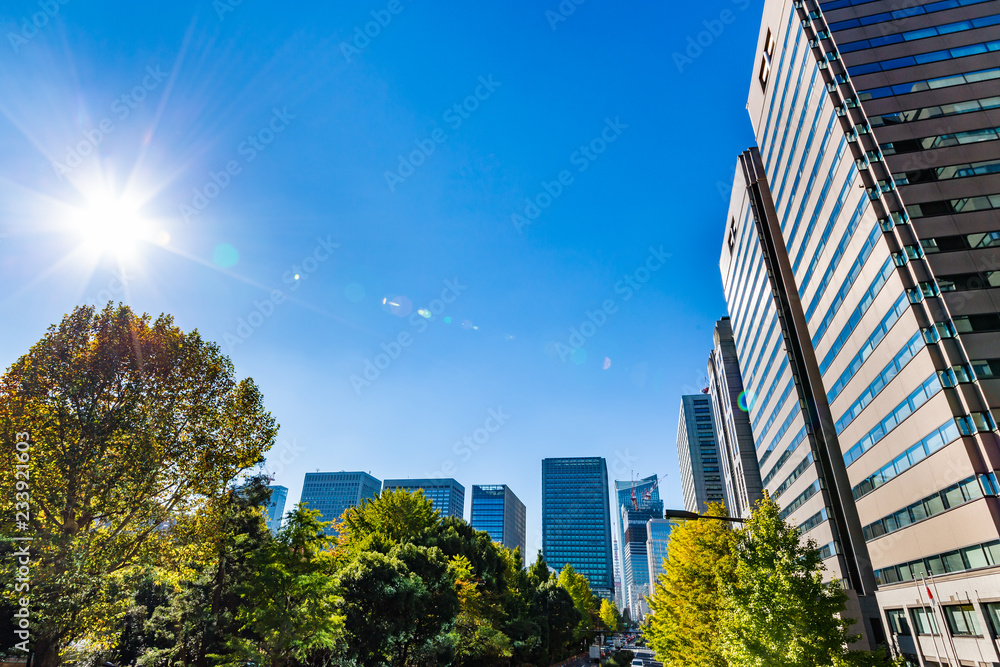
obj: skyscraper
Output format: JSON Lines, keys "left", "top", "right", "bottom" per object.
{"left": 541, "top": 457, "right": 615, "bottom": 599}
{"left": 264, "top": 484, "right": 287, "bottom": 534}
{"left": 615, "top": 476, "right": 663, "bottom": 620}
{"left": 299, "top": 471, "right": 381, "bottom": 535}
{"left": 707, "top": 317, "right": 765, "bottom": 518}
{"left": 470, "top": 484, "right": 527, "bottom": 563}
{"left": 676, "top": 394, "right": 726, "bottom": 513}
{"left": 722, "top": 0, "right": 1000, "bottom": 658}
{"left": 645, "top": 518, "right": 674, "bottom": 586}
{"left": 382, "top": 478, "right": 465, "bottom": 518}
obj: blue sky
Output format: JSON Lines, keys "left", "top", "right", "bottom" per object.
{"left": 0, "top": 0, "right": 760, "bottom": 557}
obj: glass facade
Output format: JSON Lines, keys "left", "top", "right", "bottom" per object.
{"left": 615, "top": 476, "right": 663, "bottom": 619}
{"left": 264, "top": 485, "right": 287, "bottom": 534}
{"left": 470, "top": 484, "right": 527, "bottom": 564}
{"left": 542, "top": 457, "right": 614, "bottom": 598}
{"left": 300, "top": 472, "right": 381, "bottom": 535}
{"left": 676, "top": 394, "right": 726, "bottom": 513}
{"left": 646, "top": 519, "right": 674, "bottom": 585}
{"left": 382, "top": 478, "right": 465, "bottom": 518}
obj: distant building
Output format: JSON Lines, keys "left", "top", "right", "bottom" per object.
{"left": 470, "top": 484, "right": 527, "bottom": 563}
{"left": 707, "top": 317, "right": 764, "bottom": 518}
{"left": 676, "top": 394, "right": 726, "bottom": 513}
{"left": 382, "top": 478, "right": 465, "bottom": 518}
{"left": 615, "top": 476, "right": 663, "bottom": 620}
{"left": 300, "top": 471, "right": 381, "bottom": 535}
{"left": 264, "top": 485, "right": 287, "bottom": 534}
{"left": 542, "top": 457, "right": 615, "bottom": 599}
{"left": 646, "top": 519, "right": 674, "bottom": 585}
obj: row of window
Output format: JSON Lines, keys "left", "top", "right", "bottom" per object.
{"left": 862, "top": 475, "right": 984, "bottom": 541}
{"left": 972, "top": 358, "right": 1000, "bottom": 378}
{"left": 887, "top": 599, "right": 1000, "bottom": 642}
{"left": 834, "top": 332, "right": 924, "bottom": 434}
{"left": 802, "top": 200, "right": 871, "bottom": 319}
{"left": 792, "top": 160, "right": 856, "bottom": 275}
{"left": 906, "top": 193, "right": 1000, "bottom": 218}
{"left": 956, "top": 312, "right": 1000, "bottom": 333}
{"left": 787, "top": 136, "right": 848, "bottom": 264}
{"left": 937, "top": 267, "right": 1000, "bottom": 293}
{"left": 922, "top": 229, "right": 1000, "bottom": 254}
{"left": 818, "top": 259, "right": 896, "bottom": 374}
{"left": 762, "top": 426, "right": 808, "bottom": 488}
{"left": 822, "top": 0, "right": 993, "bottom": 30}
{"left": 843, "top": 373, "right": 942, "bottom": 467}
{"left": 779, "top": 479, "right": 822, "bottom": 520}
{"left": 751, "top": 359, "right": 790, "bottom": 431}
{"left": 826, "top": 293, "right": 909, "bottom": 401}
{"left": 772, "top": 68, "right": 824, "bottom": 218}
{"left": 759, "top": 404, "right": 802, "bottom": 465}
{"left": 859, "top": 66, "right": 1000, "bottom": 102}
{"left": 761, "top": 18, "right": 807, "bottom": 175}
{"left": 895, "top": 156, "right": 1000, "bottom": 186}
{"left": 850, "top": 39, "right": 1000, "bottom": 77}
{"left": 851, "top": 419, "right": 961, "bottom": 500}
{"left": 797, "top": 507, "right": 829, "bottom": 535}
{"left": 871, "top": 94, "right": 1000, "bottom": 127}
{"left": 838, "top": 10, "right": 1000, "bottom": 53}
{"left": 884, "top": 125, "right": 1000, "bottom": 156}
{"left": 815, "top": 253, "right": 892, "bottom": 350}
{"left": 756, "top": 377, "right": 795, "bottom": 443}
{"left": 874, "top": 538, "right": 1000, "bottom": 585}
{"left": 772, "top": 452, "right": 815, "bottom": 501}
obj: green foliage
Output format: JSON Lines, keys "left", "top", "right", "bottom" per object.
{"left": 719, "top": 496, "right": 888, "bottom": 667}
{"left": 600, "top": 598, "right": 623, "bottom": 631}
{"left": 558, "top": 563, "right": 597, "bottom": 624}
{"left": 0, "top": 304, "right": 277, "bottom": 666}
{"left": 606, "top": 649, "right": 635, "bottom": 666}
{"left": 646, "top": 503, "right": 735, "bottom": 667}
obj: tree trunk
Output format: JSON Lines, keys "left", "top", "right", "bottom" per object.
{"left": 31, "top": 637, "right": 62, "bottom": 667}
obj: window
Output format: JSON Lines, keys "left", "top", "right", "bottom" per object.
{"left": 984, "top": 602, "right": 1000, "bottom": 637}
{"left": 911, "top": 607, "right": 939, "bottom": 635}
{"left": 943, "top": 604, "right": 982, "bottom": 636}
{"left": 887, "top": 609, "right": 910, "bottom": 635}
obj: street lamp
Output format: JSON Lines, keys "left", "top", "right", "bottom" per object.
{"left": 663, "top": 509, "right": 746, "bottom": 523}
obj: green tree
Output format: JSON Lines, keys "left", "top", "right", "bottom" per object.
{"left": 221, "top": 506, "right": 343, "bottom": 667}
{"left": 557, "top": 563, "right": 596, "bottom": 623}
{"left": 645, "top": 504, "right": 735, "bottom": 667}
{"left": 335, "top": 542, "right": 459, "bottom": 666}
{"left": 0, "top": 304, "right": 277, "bottom": 667}
{"left": 600, "top": 599, "right": 623, "bottom": 631}
{"left": 450, "top": 555, "right": 512, "bottom": 665}
{"left": 719, "top": 496, "right": 888, "bottom": 667}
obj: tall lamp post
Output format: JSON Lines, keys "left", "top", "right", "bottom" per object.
{"left": 663, "top": 509, "right": 746, "bottom": 523}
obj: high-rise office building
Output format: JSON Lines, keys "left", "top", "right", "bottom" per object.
{"left": 541, "top": 457, "right": 615, "bottom": 599}
{"left": 646, "top": 518, "right": 674, "bottom": 586}
{"left": 264, "top": 485, "right": 287, "bottom": 534}
{"left": 300, "top": 471, "right": 381, "bottom": 535}
{"left": 382, "top": 478, "right": 465, "bottom": 518}
{"left": 615, "top": 476, "right": 663, "bottom": 619}
{"left": 470, "top": 484, "right": 527, "bottom": 563}
{"left": 676, "top": 395, "right": 727, "bottom": 513}
{"left": 708, "top": 317, "right": 765, "bottom": 518}
{"left": 723, "top": 0, "right": 1000, "bottom": 659}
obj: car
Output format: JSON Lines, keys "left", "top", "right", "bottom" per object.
{"left": 631, "top": 660, "right": 644, "bottom": 666}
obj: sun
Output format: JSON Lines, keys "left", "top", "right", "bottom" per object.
{"left": 72, "top": 194, "right": 148, "bottom": 258}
